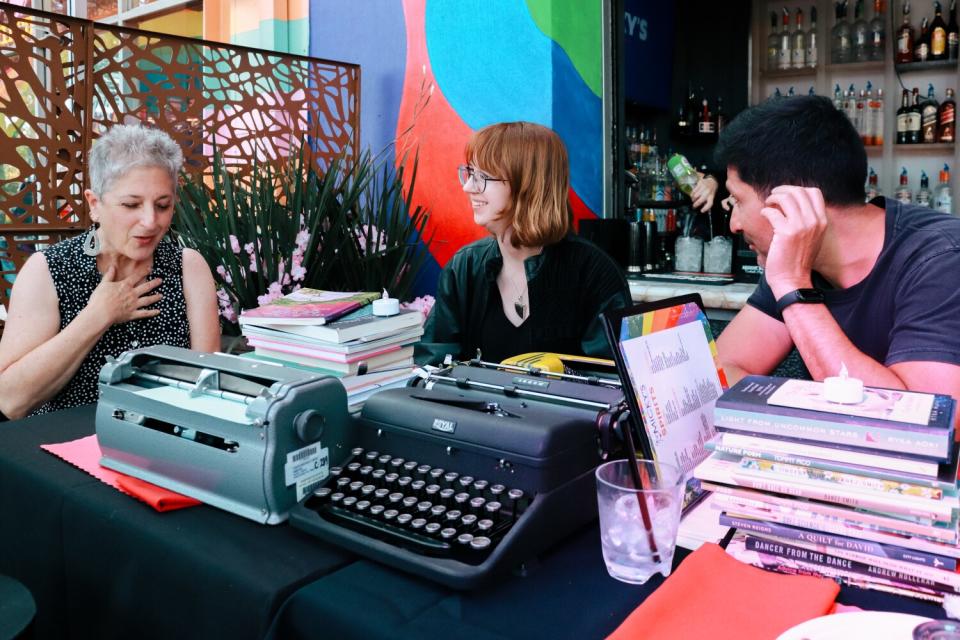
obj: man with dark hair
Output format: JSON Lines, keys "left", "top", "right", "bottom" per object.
{"left": 714, "top": 95, "right": 960, "bottom": 398}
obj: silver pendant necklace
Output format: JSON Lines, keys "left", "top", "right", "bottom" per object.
{"left": 509, "top": 273, "right": 528, "bottom": 319}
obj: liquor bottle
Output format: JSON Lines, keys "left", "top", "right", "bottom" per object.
{"left": 808, "top": 6, "right": 819, "bottom": 67}
{"left": 917, "top": 171, "right": 933, "bottom": 206}
{"left": 698, "top": 98, "right": 715, "bottom": 135}
{"left": 896, "top": 88, "right": 912, "bottom": 143}
{"left": 869, "top": 0, "right": 886, "bottom": 60}
{"left": 768, "top": 11, "right": 780, "bottom": 70}
{"left": 939, "top": 87, "right": 956, "bottom": 142}
{"left": 832, "top": 0, "right": 853, "bottom": 63}
{"left": 896, "top": 2, "right": 915, "bottom": 63}
{"left": 922, "top": 84, "right": 940, "bottom": 143}
{"left": 852, "top": 0, "right": 870, "bottom": 61}
{"left": 865, "top": 167, "right": 883, "bottom": 201}
{"left": 780, "top": 8, "right": 793, "bottom": 70}
{"left": 676, "top": 107, "right": 689, "bottom": 136}
{"left": 833, "top": 83, "right": 844, "bottom": 109}
{"left": 773, "top": 87, "right": 784, "bottom": 99}
{"left": 793, "top": 9, "right": 807, "bottom": 68}
{"left": 931, "top": 1, "right": 949, "bottom": 59}
{"left": 856, "top": 88, "right": 867, "bottom": 141}
{"left": 843, "top": 83, "right": 858, "bottom": 127}
{"left": 915, "top": 16, "right": 930, "bottom": 61}
{"left": 788, "top": 86, "right": 797, "bottom": 97}
{"left": 934, "top": 164, "right": 954, "bottom": 214}
{"left": 868, "top": 86, "right": 885, "bottom": 145}
{"left": 894, "top": 167, "right": 913, "bottom": 203}
{"left": 908, "top": 87, "right": 923, "bottom": 143}
{"left": 715, "top": 97, "right": 726, "bottom": 133}
{"left": 949, "top": 0, "right": 959, "bottom": 59}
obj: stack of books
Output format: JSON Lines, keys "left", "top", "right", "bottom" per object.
{"left": 693, "top": 375, "right": 960, "bottom": 603}
{"left": 238, "top": 289, "right": 424, "bottom": 411}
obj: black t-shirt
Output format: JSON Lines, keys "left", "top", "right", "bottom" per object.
{"left": 748, "top": 198, "right": 960, "bottom": 367}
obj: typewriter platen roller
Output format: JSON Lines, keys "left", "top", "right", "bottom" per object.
{"left": 290, "top": 360, "right": 625, "bottom": 589}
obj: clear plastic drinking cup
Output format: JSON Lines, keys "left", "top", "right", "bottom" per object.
{"left": 595, "top": 459, "right": 684, "bottom": 585}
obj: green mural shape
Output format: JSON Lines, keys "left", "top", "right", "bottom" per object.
{"left": 525, "top": 0, "right": 602, "bottom": 97}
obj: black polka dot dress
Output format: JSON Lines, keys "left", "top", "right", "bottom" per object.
{"left": 32, "top": 235, "right": 190, "bottom": 415}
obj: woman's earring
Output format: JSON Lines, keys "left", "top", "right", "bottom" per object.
{"left": 82, "top": 222, "right": 101, "bottom": 257}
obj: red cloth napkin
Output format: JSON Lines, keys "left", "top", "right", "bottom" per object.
{"left": 42, "top": 434, "right": 201, "bottom": 512}
{"left": 607, "top": 543, "right": 840, "bottom": 640}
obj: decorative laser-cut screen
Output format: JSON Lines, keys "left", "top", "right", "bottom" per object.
{"left": 0, "top": 3, "right": 360, "bottom": 308}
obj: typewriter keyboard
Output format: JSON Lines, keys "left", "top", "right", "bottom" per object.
{"left": 301, "top": 447, "right": 532, "bottom": 563}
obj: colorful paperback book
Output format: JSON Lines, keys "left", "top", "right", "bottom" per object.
{"left": 238, "top": 352, "right": 414, "bottom": 392}
{"left": 695, "top": 454, "right": 958, "bottom": 523}
{"left": 240, "top": 324, "right": 424, "bottom": 355}
{"left": 250, "top": 308, "right": 423, "bottom": 344}
{"left": 718, "top": 513, "right": 958, "bottom": 571}
{"left": 715, "top": 375, "right": 956, "bottom": 461}
{"left": 240, "top": 289, "right": 380, "bottom": 325}
{"left": 707, "top": 432, "right": 959, "bottom": 495}
{"left": 252, "top": 345, "right": 413, "bottom": 376}
{"left": 246, "top": 336, "right": 407, "bottom": 364}
{"left": 742, "top": 535, "right": 960, "bottom": 595}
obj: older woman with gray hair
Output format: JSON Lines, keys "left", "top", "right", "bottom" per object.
{"left": 0, "top": 124, "right": 219, "bottom": 419}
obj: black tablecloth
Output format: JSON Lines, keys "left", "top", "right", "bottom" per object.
{"left": 0, "top": 405, "right": 353, "bottom": 640}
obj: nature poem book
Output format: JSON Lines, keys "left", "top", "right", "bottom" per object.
{"left": 240, "top": 289, "right": 381, "bottom": 325}
{"left": 714, "top": 376, "right": 956, "bottom": 461}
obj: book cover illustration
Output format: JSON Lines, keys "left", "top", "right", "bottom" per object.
{"left": 614, "top": 300, "right": 727, "bottom": 475}
{"left": 240, "top": 289, "right": 380, "bottom": 323}
{"left": 768, "top": 379, "right": 936, "bottom": 426}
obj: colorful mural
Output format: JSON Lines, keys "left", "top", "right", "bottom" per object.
{"left": 306, "top": 0, "right": 605, "bottom": 290}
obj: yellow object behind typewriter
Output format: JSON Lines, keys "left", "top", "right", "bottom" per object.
{"left": 499, "top": 352, "right": 618, "bottom": 377}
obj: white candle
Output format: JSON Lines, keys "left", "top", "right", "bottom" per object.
{"left": 823, "top": 363, "right": 864, "bottom": 405}
{"left": 372, "top": 289, "right": 400, "bottom": 317}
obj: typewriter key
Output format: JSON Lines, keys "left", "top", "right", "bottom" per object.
{"left": 489, "top": 484, "right": 506, "bottom": 497}
{"left": 313, "top": 487, "right": 332, "bottom": 499}
{"left": 371, "top": 469, "right": 386, "bottom": 481}
{"left": 485, "top": 501, "right": 502, "bottom": 517}
{"left": 390, "top": 457, "right": 405, "bottom": 469}
{"left": 446, "top": 510, "right": 462, "bottom": 521}
{"left": 461, "top": 514, "right": 478, "bottom": 528}
{"left": 361, "top": 484, "right": 376, "bottom": 496}
{"left": 369, "top": 505, "right": 385, "bottom": 516}
{"left": 359, "top": 465, "right": 373, "bottom": 476}
{"left": 470, "top": 536, "right": 492, "bottom": 551}
{"left": 457, "top": 533, "right": 474, "bottom": 545}
{"left": 365, "top": 451, "right": 379, "bottom": 461}
{"left": 342, "top": 496, "right": 357, "bottom": 507}
{"left": 411, "top": 480, "right": 426, "bottom": 493}
{"left": 356, "top": 500, "right": 370, "bottom": 512}
{"left": 469, "top": 497, "right": 486, "bottom": 511}
{"left": 330, "top": 492, "right": 344, "bottom": 503}
{"left": 443, "top": 471, "right": 459, "bottom": 485}
{"left": 440, "top": 528, "right": 458, "bottom": 540}
{"left": 411, "top": 518, "right": 427, "bottom": 530}
{"left": 383, "top": 509, "right": 399, "bottom": 520}
{"left": 397, "top": 513, "right": 413, "bottom": 525}
{"left": 403, "top": 460, "right": 418, "bottom": 472}
{"left": 477, "top": 519, "right": 494, "bottom": 532}
{"left": 384, "top": 472, "right": 399, "bottom": 485}
{"left": 472, "top": 479, "right": 489, "bottom": 493}
{"left": 431, "top": 505, "right": 447, "bottom": 518}
{"left": 417, "top": 501, "right": 432, "bottom": 513}
{"left": 425, "top": 484, "right": 441, "bottom": 497}
{"left": 350, "top": 447, "right": 364, "bottom": 457}
{"left": 378, "top": 454, "right": 392, "bottom": 465}
{"left": 425, "top": 522, "right": 442, "bottom": 535}
{"left": 454, "top": 492, "right": 470, "bottom": 506}
{"left": 397, "top": 476, "right": 412, "bottom": 489}
{"left": 429, "top": 468, "right": 445, "bottom": 480}
{"left": 374, "top": 488, "right": 390, "bottom": 500}
{"left": 347, "top": 462, "right": 362, "bottom": 472}
{"left": 402, "top": 496, "right": 418, "bottom": 508}
{"left": 329, "top": 466, "right": 342, "bottom": 477}
{"left": 416, "top": 464, "right": 431, "bottom": 476}
{"left": 349, "top": 481, "right": 363, "bottom": 492}
{"left": 388, "top": 492, "right": 403, "bottom": 504}
{"left": 458, "top": 476, "right": 475, "bottom": 488}
{"left": 336, "top": 477, "right": 351, "bottom": 488}
{"left": 439, "top": 488, "right": 456, "bottom": 501}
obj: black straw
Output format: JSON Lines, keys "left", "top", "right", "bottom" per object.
{"left": 617, "top": 412, "right": 661, "bottom": 563}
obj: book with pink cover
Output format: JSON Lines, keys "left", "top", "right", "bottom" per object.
{"left": 240, "top": 289, "right": 380, "bottom": 325}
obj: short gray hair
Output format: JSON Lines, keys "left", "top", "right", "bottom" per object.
{"left": 88, "top": 124, "right": 183, "bottom": 196}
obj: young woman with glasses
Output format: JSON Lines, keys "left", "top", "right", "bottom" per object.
{"left": 415, "top": 121, "right": 631, "bottom": 366}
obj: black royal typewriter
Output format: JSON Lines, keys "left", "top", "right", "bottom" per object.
{"left": 290, "top": 359, "right": 626, "bottom": 589}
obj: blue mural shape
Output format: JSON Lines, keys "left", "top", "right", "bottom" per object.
{"left": 425, "top": 0, "right": 601, "bottom": 214}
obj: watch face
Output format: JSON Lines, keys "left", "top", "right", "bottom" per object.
{"left": 795, "top": 288, "right": 825, "bottom": 303}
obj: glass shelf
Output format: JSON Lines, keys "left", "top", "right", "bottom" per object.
{"left": 893, "top": 143, "right": 956, "bottom": 152}
{"left": 894, "top": 60, "right": 960, "bottom": 74}
{"left": 826, "top": 61, "right": 887, "bottom": 73}
{"left": 760, "top": 67, "right": 818, "bottom": 79}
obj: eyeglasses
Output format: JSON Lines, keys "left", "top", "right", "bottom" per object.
{"left": 457, "top": 165, "right": 506, "bottom": 193}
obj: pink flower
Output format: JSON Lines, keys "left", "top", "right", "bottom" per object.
{"left": 290, "top": 264, "right": 306, "bottom": 281}
{"left": 400, "top": 294, "right": 435, "bottom": 322}
{"left": 244, "top": 242, "right": 255, "bottom": 255}
{"left": 220, "top": 306, "right": 237, "bottom": 323}
{"left": 248, "top": 256, "right": 258, "bottom": 273}
{"left": 357, "top": 224, "right": 388, "bottom": 255}
{"left": 295, "top": 229, "right": 311, "bottom": 250}
{"left": 229, "top": 235, "right": 240, "bottom": 254}
{"left": 215, "top": 265, "right": 233, "bottom": 284}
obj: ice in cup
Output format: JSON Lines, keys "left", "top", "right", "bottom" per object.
{"left": 595, "top": 459, "right": 684, "bottom": 585}
{"left": 703, "top": 236, "right": 733, "bottom": 274}
{"left": 674, "top": 236, "right": 703, "bottom": 273}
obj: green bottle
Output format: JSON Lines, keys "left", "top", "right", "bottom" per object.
{"left": 667, "top": 153, "right": 698, "bottom": 197}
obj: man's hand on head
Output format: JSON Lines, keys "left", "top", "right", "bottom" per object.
{"left": 760, "top": 186, "right": 828, "bottom": 299}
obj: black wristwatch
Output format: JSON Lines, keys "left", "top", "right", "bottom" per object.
{"left": 775, "top": 288, "right": 826, "bottom": 314}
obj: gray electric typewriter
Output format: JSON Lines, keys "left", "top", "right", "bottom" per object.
{"left": 96, "top": 345, "right": 351, "bottom": 524}
{"left": 290, "top": 358, "right": 626, "bottom": 589}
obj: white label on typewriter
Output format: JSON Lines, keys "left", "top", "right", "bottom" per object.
{"left": 285, "top": 443, "right": 329, "bottom": 491}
